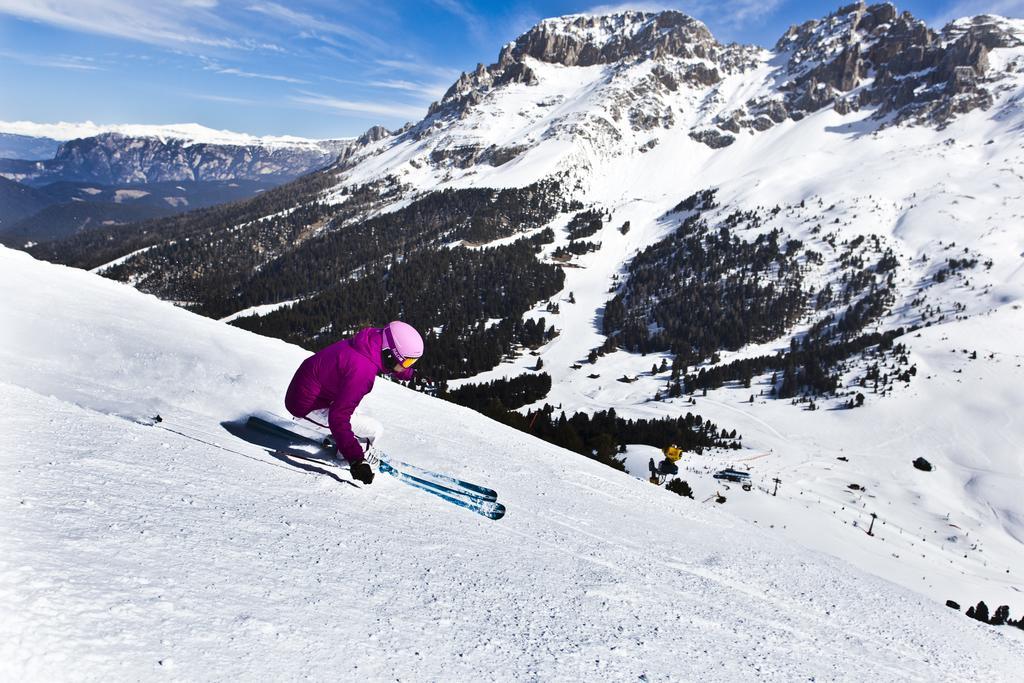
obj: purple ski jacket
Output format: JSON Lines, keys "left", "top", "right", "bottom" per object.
{"left": 284, "top": 327, "right": 414, "bottom": 464}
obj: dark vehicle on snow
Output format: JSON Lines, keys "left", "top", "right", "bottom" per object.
{"left": 713, "top": 468, "right": 751, "bottom": 483}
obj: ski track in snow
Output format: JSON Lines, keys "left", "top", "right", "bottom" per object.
{"left": 4, "top": 246, "right": 1024, "bottom": 680}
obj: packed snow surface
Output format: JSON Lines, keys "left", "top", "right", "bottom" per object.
{"left": 3, "top": 247, "right": 1024, "bottom": 679}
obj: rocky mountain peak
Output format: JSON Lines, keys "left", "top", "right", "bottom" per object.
{"left": 498, "top": 11, "right": 718, "bottom": 68}
{"left": 402, "top": 2, "right": 1024, "bottom": 160}
{"left": 721, "top": 1, "right": 1024, "bottom": 137}
{"left": 428, "top": 10, "right": 727, "bottom": 118}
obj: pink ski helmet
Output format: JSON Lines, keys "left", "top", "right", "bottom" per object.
{"left": 383, "top": 320, "right": 424, "bottom": 368}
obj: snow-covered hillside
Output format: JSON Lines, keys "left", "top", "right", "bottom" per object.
{"left": 3, "top": 247, "right": 1024, "bottom": 679}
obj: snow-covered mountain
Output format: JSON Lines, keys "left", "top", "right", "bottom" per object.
{"left": 0, "top": 121, "right": 398, "bottom": 246}
{"left": 21, "top": 1, "right": 1024, "bottom": 625}
{"left": 343, "top": 5, "right": 1023, "bottom": 188}
{"left": 0, "top": 120, "right": 393, "bottom": 186}
{"left": 0, "top": 120, "right": 338, "bottom": 148}
{"left": 3, "top": 245, "right": 1024, "bottom": 679}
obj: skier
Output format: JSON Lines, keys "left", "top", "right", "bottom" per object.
{"left": 284, "top": 321, "right": 423, "bottom": 485}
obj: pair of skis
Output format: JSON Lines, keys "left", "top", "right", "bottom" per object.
{"left": 245, "top": 413, "right": 505, "bottom": 520}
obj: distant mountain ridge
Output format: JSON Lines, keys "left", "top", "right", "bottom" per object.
{"left": 0, "top": 120, "right": 404, "bottom": 188}
{"left": 33, "top": 2, "right": 1024, "bottom": 352}
{"left": 0, "top": 120, "right": 342, "bottom": 148}
{"left": 0, "top": 121, "right": 400, "bottom": 244}
{"left": 0, "top": 133, "right": 346, "bottom": 186}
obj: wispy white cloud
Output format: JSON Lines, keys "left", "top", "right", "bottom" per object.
{"left": 246, "top": 2, "right": 388, "bottom": 52}
{"left": 721, "top": 0, "right": 784, "bottom": 24}
{"left": 930, "top": 0, "right": 1024, "bottom": 25}
{"left": 201, "top": 58, "right": 309, "bottom": 83}
{"left": 322, "top": 77, "right": 447, "bottom": 98}
{"left": 431, "top": 0, "right": 488, "bottom": 42}
{"left": 0, "top": 48, "right": 104, "bottom": 71}
{"left": 290, "top": 91, "right": 426, "bottom": 120}
{"left": 366, "top": 79, "right": 449, "bottom": 98}
{"left": 375, "top": 58, "right": 461, "bottom": 82}
{"left": 0, "top": 0, "right": 242, "bottom": 50}
{"left": 186, "top": 92, "right": 263, "bottom": 105}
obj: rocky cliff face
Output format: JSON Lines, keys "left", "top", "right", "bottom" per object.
{"left": 501, "top": 11, "right": 719, "bottom": 67}
{"left": 423, "top": 3, "right": 1022, "bottom": 149}
{"left": 428, "top": 11, "right": 759, "bottom": 120}
{"left": 598, "top": 3, "right": 1023, "bottom": 145}
{"left": 717, "top": 2, "right": 1023, "bottom": 137}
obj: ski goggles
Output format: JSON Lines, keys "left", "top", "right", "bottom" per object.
{"left": 383, "top": 347, "right": 419, "bottom": 369}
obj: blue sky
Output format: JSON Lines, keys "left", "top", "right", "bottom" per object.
{"left": 1, "top": 0, "right": 1022, "bottom": 138}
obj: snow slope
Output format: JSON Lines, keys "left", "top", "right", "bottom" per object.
{"left": 3, "top": 250, "right": 1024, "bottom": 679}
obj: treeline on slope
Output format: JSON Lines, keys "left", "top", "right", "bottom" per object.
{"left": 680, "top": 327, "right": 911, "bottom": 399}
{"left": 112, "top": 179, "right": 564, "bottom": 318}
{"left": 602, "top": 187, "right": 918, "bottom": 402}
{"left": 603, "top": 207, "right": 807, "bottom": 366}
{"left": 232, "top": 239, "right": 564, "bottom": 379}
{"left": 490, "top": 402, "right": 738, "bottom": 471}
{"left": 444, "top": 372, "right": 552, "bottom": 411}
{"left": 565, "top": 209, "right": 606, "bottom": 240}
{"left": 436, "top": 373, "right": 738, "bottom": 470}
{"left": 28, "top": 166, "right": 343, "bottom": 270}
{"left": 957, "top": 600, "right": 1024, "bottom": 631}
{"left": 217, "top": 181, "right": 564, "bottom": 317}
{"left": 676, "top": 229, "right": 905, "bottom": 398}
{"left": 553, "top": 240, "right": 600, "bottom": 259}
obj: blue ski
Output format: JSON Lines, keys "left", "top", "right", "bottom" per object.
{"left": 245, "top": 413, "right": 499, "bottom": 503}
{"left": 278, "top": 451, "right": 506, "bottom": 519}
{"left": 374, "top": 455, "right": 497, "bottom": 502}
{"left": 379, "top": 461, "right": 506, "bottom": 520}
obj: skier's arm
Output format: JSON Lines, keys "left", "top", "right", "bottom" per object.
{"left": 328, "top": 396, "right": 366, "bottom": 464}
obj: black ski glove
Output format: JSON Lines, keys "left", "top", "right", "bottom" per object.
{"left": 350, "top": 460, "right": 374, "bottom": 485}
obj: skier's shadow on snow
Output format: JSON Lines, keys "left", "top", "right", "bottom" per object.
{"left": 220, "top": 420, "right": 356, "bottom": 487}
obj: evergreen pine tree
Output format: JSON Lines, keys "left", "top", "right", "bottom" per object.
{"left": 665, "top": 479, "right": 694, "bottom": 498}
{"left": 970, "top": 601, "right": 990, "bottom": 624}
